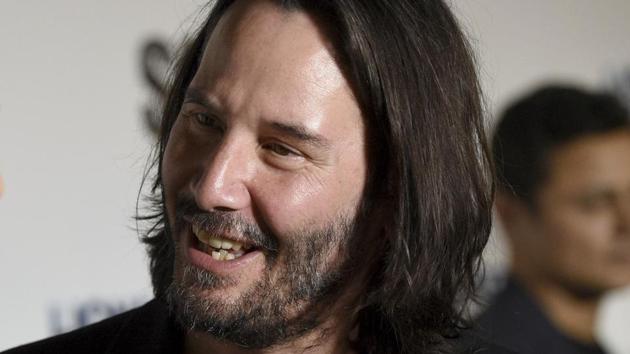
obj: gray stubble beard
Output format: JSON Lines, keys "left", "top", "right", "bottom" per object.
{"left": 165, "top": 216, "right": 358, "bottom": 349}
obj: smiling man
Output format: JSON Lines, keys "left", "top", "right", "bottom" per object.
{"left": 4, "top": 1, "right": 499, "bottom": 353}
{"left": 161, "top": 3, "right": 376, "bottom": 350}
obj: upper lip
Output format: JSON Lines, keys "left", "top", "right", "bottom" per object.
{"left": 187, "top": 218, "right": 258, "bottom": 249}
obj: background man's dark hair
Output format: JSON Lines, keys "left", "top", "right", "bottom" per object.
{"left": 139, "top": 1, "right": 494, "bottom": 353}
{"left": 493, "top": 85, "right": 630, "bottom": 205}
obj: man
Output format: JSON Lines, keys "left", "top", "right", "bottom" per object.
{"left": 477, "top": 85, "right": 630, "bottom": 353}
{"left": 5, "top": 0, "right": 499, "bottom": 353}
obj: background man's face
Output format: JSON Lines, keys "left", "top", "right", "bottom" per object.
{"left": 514, "top": 130, "right": 630, "bottom": 295}
{"left": 160, "top": 0, "right": 369, "bottom": 346}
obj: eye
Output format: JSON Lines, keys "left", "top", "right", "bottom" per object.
{"left": 263, "top": 143, "right": 300, "bottom": 157}
{"left": 261, "top": 142, "right": 306, "bottom": 170}
{"left": 181, "top": 104, "right": 224, "bottom": 132}
{"left": 193, "top": 112, "right": 219, "bottom": 128}
{"left": 576, "top": 193, "right": 614, "bottom": 212}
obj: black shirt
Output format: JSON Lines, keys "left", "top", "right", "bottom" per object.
{"left": 476, "top": 276, "right": 607, "bottom": 354}
{"left": 3, "top": 298, "right": 511, "bottom": 354}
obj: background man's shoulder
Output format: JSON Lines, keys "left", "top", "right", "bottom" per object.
{"left": 453, "top": 329, "right": 517, "bottom": 354}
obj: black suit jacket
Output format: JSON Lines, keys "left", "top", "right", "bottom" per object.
{"left": 2, "top": 300, "right": 183, "bottom": 354}
{"left": 4, "top": 299, "right": 511, "bottom": 354}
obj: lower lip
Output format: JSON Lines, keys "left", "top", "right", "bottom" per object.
{"left": 184, "top": 232, "right": 264, "bottom": 275}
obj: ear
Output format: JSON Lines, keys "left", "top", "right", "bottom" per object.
{"left": 495, "top": 191, "right": 533, "bottom": 236}
{"left": 495, "top": 191, "right": 516, "bottom": 222}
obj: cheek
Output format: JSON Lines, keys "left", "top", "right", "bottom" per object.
{"left": 254, "top": 175, "right": 328, "bottom": 229}
{"left": 544, "top": 211, "right": 615, "bottom": 263}
{"left": 253, "top": 166, "right": 366, "bottom": 234}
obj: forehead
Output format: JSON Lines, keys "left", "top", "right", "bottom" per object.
{"left": 543, "top": 130, "right": 630, "bottom": 194}
{"left": 188, "top": 0, "right": 359, "bottom": 129}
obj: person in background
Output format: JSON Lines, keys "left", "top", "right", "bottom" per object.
{"left": 478, "top": 85, "right": 630, "bottom": 353}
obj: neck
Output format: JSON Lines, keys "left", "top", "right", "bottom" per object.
{"left": 512, "top": 269, "right": 601, "bottom": 344}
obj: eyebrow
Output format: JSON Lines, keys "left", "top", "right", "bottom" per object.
{"left": 184, "top": 87, "right": 332, "bottom": 150}
{"left": 183, "top": 87, "right": 217, "bottom": 110}
{"left": 268, "top": 121, "right": 332, "bottom": 150}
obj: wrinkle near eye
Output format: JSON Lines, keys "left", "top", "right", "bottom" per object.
{"left": 300, "top": 166, "right": 328, "bottom": 189}
{"left": 281, "top": 171, "right": 328, "bottom": 207}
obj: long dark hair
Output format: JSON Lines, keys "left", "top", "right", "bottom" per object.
{"left": 139, "top": 1, "right": 494, "bottom": 353}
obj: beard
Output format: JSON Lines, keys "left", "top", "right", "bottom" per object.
{"left": 163, "top": 195, "right": 360, "bottom": 349}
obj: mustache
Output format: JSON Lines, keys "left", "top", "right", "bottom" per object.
{"left": 174, "top": 195, "right": 279, "bottom": 252}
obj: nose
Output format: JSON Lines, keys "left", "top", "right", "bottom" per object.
{"left": 191, "top": 135, "right": 253, "bottom": 212}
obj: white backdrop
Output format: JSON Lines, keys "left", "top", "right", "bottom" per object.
{"left": 0, "top": 0, "right": 204, "bottom": 349}
{"left": 1, "top": 1, "right": 630, "bottom": 352}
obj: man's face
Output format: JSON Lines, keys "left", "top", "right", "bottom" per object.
{"left": 514, "top": 130, "right": 630, "bottom": 295}
{"left": 161, "top": 0, "right": 369, "bottom": 347}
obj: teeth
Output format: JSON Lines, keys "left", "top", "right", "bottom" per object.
{"left": 210, "top": 250, "right": 239, "bottom": 261}
{"left": 191, "top": 224, "right": 252, "bottom": 262}
{"left": 191, "top": 225, "right": 247, "bottom": 251}
{"left": 208, "top": 237, "right": 222, "bottom": 249}
{"left": 192, "top": 224, "right": 211, "bottom": 243}
{"left": 192, "top": 227, "right": 209, "bottom": 242}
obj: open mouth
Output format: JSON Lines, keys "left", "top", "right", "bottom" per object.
{"left": 191, "top": 223, "right": 256, "bottom": 261}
